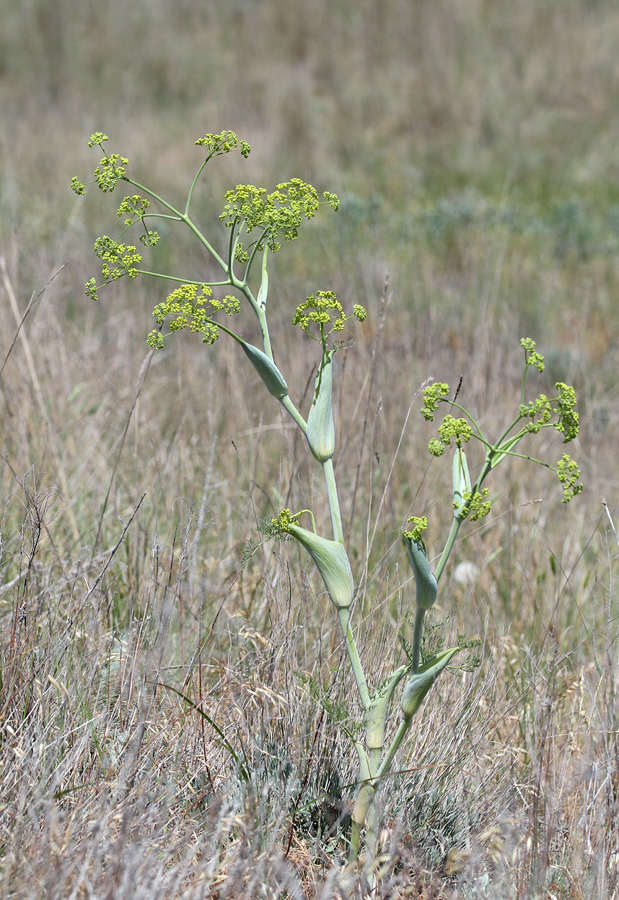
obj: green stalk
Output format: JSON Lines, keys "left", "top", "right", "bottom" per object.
{"left": 433, "top": 517, "right": 462, "bottom": 584}
{"left": 280, "top": 395, "right": 307, "bottom": 432}
{"left": 349, "top": 820, "right": 361, "bottom": 865}
{"left": 228, "top": 220, "right": 242, "bottom": 280}
{"left": 184, "top": 154, "right": 212, "bottom": 216}
{"left": 123, "top": 176, "right": 228, "bottom": 272}
{"left": 133, "top": 270, "right": 232, "bottom": 287}
{"left": 251, "top": 301, "right": 273, "bottom": 360}
{"left": 243, "top": 227, "right": 271, "bottom": 284}
{"left": 338, "top": 608, "right": 370, "bottom": 711}
{"left": 375, "top": 718, "right": 409, "bottom": 781}
{"left": 349, "top": 743, "right": 374, "bottom": 868}
{"left": 411, "top": 606, "right": 426, "bottom": 674}
{"left": 322, "top": 459, "right": 343, "bottom": 543}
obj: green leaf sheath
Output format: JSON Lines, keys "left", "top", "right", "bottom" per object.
{"left": 306, "top": 351, "right": 335, "bottom": 463}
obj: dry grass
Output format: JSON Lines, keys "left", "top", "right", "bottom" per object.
{"left": 2, "top": 1, "right": 619, "bottom": 897}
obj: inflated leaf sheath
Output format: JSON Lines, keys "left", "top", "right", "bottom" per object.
{"left": 403, "top": 535, "right": 438, "bottom": 611}
{"left": 452, "top": 446, "right": 471, "bottom": 519}
{"left": 287, "top": 522, "right": 354, "bottom": 610}
{"left": 241, "top": 341, "right": 289, "bottom": 400}
{"left": 306, "top": 352, "right": 335, "bottom": 462}
{"left": 400, "top": 648, "right": 459, "bottom": 720}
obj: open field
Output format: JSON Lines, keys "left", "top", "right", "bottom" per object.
{"left": 2, "top": 1, "right": 619, "bottom": 897}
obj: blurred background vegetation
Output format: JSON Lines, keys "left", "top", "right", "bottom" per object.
{"left": 2, "top": 1, "right": 619, "bottom": 896}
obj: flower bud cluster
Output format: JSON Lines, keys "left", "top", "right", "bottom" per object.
{"left": 293, "top": 292, "right": 366, "bottom": 340}
{"left": 195, "top": 131, "right": 251, "bottom": 158}
{"left": 147, "top": 284, "right": 240, "bottom": 349}
{"left": 220, "top": 179, "right": 336, "bottom": 253}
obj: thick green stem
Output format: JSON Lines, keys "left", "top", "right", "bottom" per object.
{"left": 322, "top": 458, "right": 343, "bottom": 543}
{"left": 253, "top": 303, "right": 274, "bottom": 361}
{"left": 376, "top": 718, "right": 410, "bottom": 781}
{"left": 280, "top": 395, "right": 307, "bottom": 432}
{"left": 411, "top": 606, "right": 426, "bottom": 673}
{"left": 433, "top": 517, "right": 461, "bottom": 583}
{"left": 364, "top": 795, "right": 378, "bottom": 884}
{"left": 368, "top": 747, "right": 381, "bottom": 776}
{"left": 349, "top": 820, "right": 362, "bottom": 864}
{"left": 324, "top": 460, "right": 369, "bottom": 705}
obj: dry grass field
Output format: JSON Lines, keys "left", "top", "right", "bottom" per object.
{"left": 2, "top": 1, "right": 619, "bottom": 896}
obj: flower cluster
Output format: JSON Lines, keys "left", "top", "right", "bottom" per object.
{"left": 421, "top": 339, "right": 583, "bottom": 507}
{"left": 140, "top": 231, "right": 160, "bottom": 247}
{"left": 195, "top": 131, "right": 251, "bottom": 159}
{"left": 438, "top": 415, "right": 473, "bottom": 448}
{"left": 520, "top": 395, "right": 552, "bottom": 433}
{"left": 71, "top": 176, "right": 86, "bottom": 196}
{"left": 146, "top": 284, "right": 240, "bottom": 349}
{"left": 292, "top": 291, "right": 366, "bottom": 341}
{"left": 554, "top": 382, "right": 579, "bottom": 442}
{"left": 519, "top": 383, "right": 579, "bottom": 442}
{"left": 457, "top": 488, "right": 491, "bottom": 521}
{"left": 71, "top": 134, "right": 127, "bottom": 196}
{"left": 272, "top": 508, "right": 294, "bottom": 533}
{"left": 521, "top": 337, "right": 545, "bottom": 373}
{"left": 94, "top": 153, "right": 129, "bottom": 193}
{"left": 117, "top": 195, "right": 150, "bottom": 225}
{"left": 428, "top": 415, "right": 472, "bottom": 456}
{"left": 88, "top": 132, "right": 109, "bottom": 148}
{"left": 421, "top": 383, "right": 450, "bottom": 421}
{"left": 71, "top": 135, "right": 130, "bottom": 194}
{"left": 402, "top": 516, "right": 428, "bottom": 542}
{"left": 220, "top": 179, "right": 339, "bottom": 252}
{"left": 556, "top": 453, "right": 583, "bottom": 502}
{"left": 86, "top": 236, "right": 142, "bottom": 299}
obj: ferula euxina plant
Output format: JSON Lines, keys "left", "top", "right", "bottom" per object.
{"left": 73, "top": 131, "right": 583, "bottom": 881}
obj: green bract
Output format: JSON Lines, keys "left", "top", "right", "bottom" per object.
{"left": 452, "top": 447, "right": 471, "bottom": 520}
{"left": 400, "top": 648, "right": 460, "bottom": 720}
{"left": 351, "top": 744, "right": 374, "bottom": 832}
{"left": 365, "top": 667, "right": 408, "bottom": 752}
{"left": 402, "top": 533, "right": 438, "bottom": 611}
{"left": 286, "top": 523, "right": 354, "bottom": 611}
{"left": 240, "top": 342, "right": 288, "bottom": 401}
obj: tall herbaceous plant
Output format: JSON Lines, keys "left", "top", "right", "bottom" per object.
{"left": 73, "top": 132, "right": 582, "bottom": 878}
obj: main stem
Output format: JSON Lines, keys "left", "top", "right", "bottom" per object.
{"left": 338, "top": 608, "right": 370, "bottom": 711}
{"left": 411, "top": 607, "right": 426, "bottom": 673}
{"left": 433, "top": 517, "right": 461, "bottom": 583}
{"left": 323, "top": 458, "right": 370, "bottom": 711}
{"left": 322, "top": 459, "right": 343, "bottom": 543}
